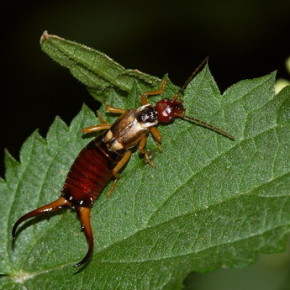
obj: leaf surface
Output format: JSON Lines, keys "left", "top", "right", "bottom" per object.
{"left": 1, "top": 34, "right": 290, "bottom": 289}
{"left": 40, "top": 31, "right": 160, "bottom": 103}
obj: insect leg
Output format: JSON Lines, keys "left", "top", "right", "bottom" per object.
{"left": 82, "top": 124, "right": 111, "bottom": 134}
{"left": 82, "top": 111, "right": 112, "bottom": 134}
{"left": 106, "top": 150, "right": 132, "bottom": 198}
{"left": 96, "top": 111, "right": 109, "bottom": 125}
{"left": 105, "top": 105, "right": 126, "bottom": 114}
{"left": 149, "top": 127, "right": 162, "bottom": 152}
{"left": 141, "top": 78, "right": 168, "bottom": 105}
{"left": 112, "top": 150, "right": 132, "bottom": 178}
{"left": 74, "top": 207, "right": 93, "bottom": 268}
{"left": 138, "top": 136, "right": 155, "bottom": 168}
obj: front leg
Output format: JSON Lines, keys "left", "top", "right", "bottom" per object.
{"left": 141, "top": 78, "right": 168, "bottom": 105}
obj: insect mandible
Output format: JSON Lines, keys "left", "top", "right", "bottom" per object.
{"left": 12, "top": 59, "right": 235, "bottom": 267}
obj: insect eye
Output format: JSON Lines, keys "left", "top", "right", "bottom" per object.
{"left": 173, "top": 102, "right": 185, "bottom": 115}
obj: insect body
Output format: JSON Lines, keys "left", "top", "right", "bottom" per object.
{"left": 12, "top": 74, "right": 234, "bottom": 268}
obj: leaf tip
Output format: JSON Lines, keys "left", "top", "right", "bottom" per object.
{"left": 40, "top": 30, "right": 49, "bottom": 44}
{"left": 40, "top": 31, "right": 63, "bottom": 45}
{"left": 4, "top": 148, "right": 19, "bottom": 168}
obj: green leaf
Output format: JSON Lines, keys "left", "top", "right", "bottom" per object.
{"left": 40, "top": 31, "right": 160, "bottom": 103}
{"left": 1, "top": 34, "right": 290, "bottom": 289}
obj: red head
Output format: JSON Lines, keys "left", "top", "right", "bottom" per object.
{"left": 155, "top": 98, "right": 185, "bottom": 123}
{"left": 155, "top": 97, "right": 235, "bottom": 140}
{"left": 151, "top": 56, "right": 235, "bottom": 140}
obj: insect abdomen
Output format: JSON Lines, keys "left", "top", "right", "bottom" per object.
{"left": 61, "top": 135, "right": 119, "bottom": 207}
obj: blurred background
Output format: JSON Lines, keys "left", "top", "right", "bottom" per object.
{"left": 1, "top": 0, "right": 290, "bottom": 288}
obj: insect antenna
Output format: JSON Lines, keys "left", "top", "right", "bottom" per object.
{"left": 173, "top": 56, "right": 209, "bottom": 100}
{"left": 170, "top": 57, "right": 234, "bottom": 140}
{"left": 180, "top": 114, "right": 235, "bottom": 140}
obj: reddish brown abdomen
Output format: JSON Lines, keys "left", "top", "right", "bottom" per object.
{"left": 61, "top": 135, "right": 119, "bottom": 207}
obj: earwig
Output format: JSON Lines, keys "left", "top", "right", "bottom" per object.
{"left": 12, "top": 63, "right": 234, "bottom": 268}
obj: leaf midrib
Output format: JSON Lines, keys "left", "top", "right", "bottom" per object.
{"left": 52, "top": 40, "right": 128, "bottom": 92}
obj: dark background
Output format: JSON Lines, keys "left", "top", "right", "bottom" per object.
{"left": 1, "top": 1, "right": 290, "bottom": 288}
{"left": 1, "top": 0, "right": 290, "bottom": 177}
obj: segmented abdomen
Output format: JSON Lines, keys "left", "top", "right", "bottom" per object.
{"left": 61, "top": 135, "right": 119, "bottom": 207}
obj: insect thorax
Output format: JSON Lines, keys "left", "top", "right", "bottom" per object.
{"left": 103, "top": 104, "right": 158, "bottom": 151}
{"left": 136, "top": 104, "right": 158, "bottom": 127}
